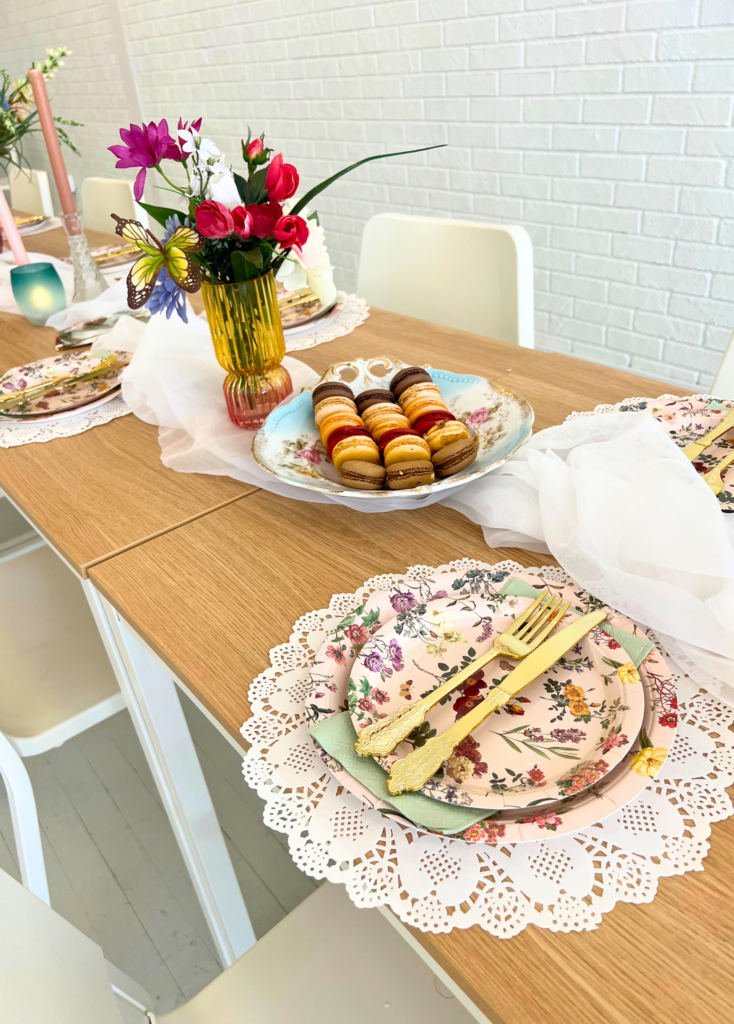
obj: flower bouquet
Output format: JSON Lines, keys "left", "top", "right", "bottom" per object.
{"left": 109, "top": 119, "right": 440, "bottom": 427}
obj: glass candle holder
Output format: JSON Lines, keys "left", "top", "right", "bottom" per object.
{"left": 62, "top": 211, "right": 109, "bottom": 302}
{"left": 10, "top": 262, "right": 67, "bottom": 326}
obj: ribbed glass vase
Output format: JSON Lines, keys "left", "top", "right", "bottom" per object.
{"left": 202, "top": 271, "right": 293, "bottom": 429}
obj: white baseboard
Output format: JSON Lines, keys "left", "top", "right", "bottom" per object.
{"left": 7, "top": 692, "right": 126, "bottom": 757}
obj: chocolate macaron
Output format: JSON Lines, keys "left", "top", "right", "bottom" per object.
{"left": 431, "top": 435, "right": 479, "bottom": 477}
{"left": 338, "top": 460, "right": 386, "bottom": 491}
{"left": 355, "top": 389, "right": 396, "bottom": 416}
{"left": 389, "top": 366, "right": 433, "bottom": 400}
{"left": 311, "top": 381, "right": 355, "bottom": 409}
{"left": 386, "top": 460, "right": 435, "bottom": 490}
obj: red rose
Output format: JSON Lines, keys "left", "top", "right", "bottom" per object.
{"left": 231, "top": 206, "right": 252, "bottom": 240}
{"left": 265, "top": 153, "right": 299, "bottom": 202}
{"left": 246, "top": 138, "right": 264, "bottom": 159}
{"left": 274, "top": 214, "right": 309, "bottom": 249}
{"left": 195, "top": 200, "right": 234, "bottom": 238}
{"left": 659, "top": 712, "right": 678, "bottom": 727}
{"left": 246, "top": 201, "right": 282, "bottom": 239}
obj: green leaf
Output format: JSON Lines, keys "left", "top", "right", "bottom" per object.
{"left": 231, "top": 249, "right": 263, "bottom": 282}
{"left": 137, "top": 201, "right": 185, "bottom": 229}
{"left": 290, "top": 144, "right": 446, "bottom": 216}
{"left": 523, "top": 743, "right": 551, "bottom": 760}
{"left": 249, "top": 166, "right": 268, "bottom": 205}
{"left": 500, "top": 736, "right": 522, "bottom": 754}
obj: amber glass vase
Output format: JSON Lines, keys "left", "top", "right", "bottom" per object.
{"left": 202, "top": 271, "right": 293, "bottom": 429}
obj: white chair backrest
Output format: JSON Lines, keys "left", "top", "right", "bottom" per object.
{"left": 81, "top": 177, "right": 148, "bottom": 234}
{"left": 356, "top": 212, "right": 534, "bottom": 348}
{"left": 713, "top": 330, "right": 734, "bottom": 400}
{"left": 0, "top": 732, "right": 48, "bottom": 903}
{"left": 0, "top": 868, "right": 123, "bottom": 1024}
{"left": 9, "top": 167, "right": 54, "bottom": 217}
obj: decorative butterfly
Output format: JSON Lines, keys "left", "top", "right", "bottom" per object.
{"left": 112, "top": 215, "right": 205, "bottom": 309}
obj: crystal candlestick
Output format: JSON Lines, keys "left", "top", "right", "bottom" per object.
{"left": 62, "top": 212, "right": 109, "bottom": 302}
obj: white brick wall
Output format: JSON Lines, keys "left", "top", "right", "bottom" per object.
{"left": 3, "top": 0, "right": 734, "bottom": 390}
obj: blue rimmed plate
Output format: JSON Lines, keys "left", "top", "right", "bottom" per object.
{"left": 252, "top": 355, "right": 534, "bottom": 503}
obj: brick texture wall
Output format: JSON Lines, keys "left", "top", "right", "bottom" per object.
{"left": 3, "top": 0, "right": 734, "bottom": 389}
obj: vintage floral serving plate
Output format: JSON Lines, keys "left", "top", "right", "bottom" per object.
{"left": 306, "top": 566, "right": 677, "bottom": 844}
{"left": 252, "top": 355, "right": 534, "bottom": 502}
{"left": 0, "top": 349, "right": 130, "bottom": 420}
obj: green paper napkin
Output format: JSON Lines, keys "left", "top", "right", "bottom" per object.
{"left": 309, "top": 576, "right": 653, "bottom": 834}
{"left": 707, "top": 400, "right": 732, "bottom": 411}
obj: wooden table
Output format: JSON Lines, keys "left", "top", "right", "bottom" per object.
{"left": 0, "top": 226, "right": 257, "bottom": 575}
{"left": 79, "top": 320, "right": 734, "bottom": 1024}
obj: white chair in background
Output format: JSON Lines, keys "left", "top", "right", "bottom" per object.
{"left": 81, "top": 177, "right": 149, "bottom": 233}
{"left": 0, "top": 871, "right": 478, "bottom": 1024}
{"left": 356, "top": 212, "right": 534, "bottom": 348}
{"left": 712, "top": 330, "right": 734, "bottom": 400}
{"left": 8, "top": 167, "right": 55, "bottom": 217}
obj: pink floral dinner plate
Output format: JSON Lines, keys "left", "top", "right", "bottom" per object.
{"left": 348, "top": 596, "right": 645, "bottom": 810}
{"left": 0, "top": 350, "right": 130, "bottom": 420}
{"left": 306, "top": 566, "right": 677, "bottom": 844}
{"left": 611, "top": 395, "right": 734, "bottom": 513}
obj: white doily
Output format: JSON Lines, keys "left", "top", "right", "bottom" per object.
{"left": 0, "top": 394, "right": 131, "bottom": 447}
{"left": 566, "top": 392, "right": 714, "bottom": 419}
{"left": 241, "top": 558, "right": 734, "bottom": 938}
{"left": 284, "top": 294, "right": 369, "bottom": 352}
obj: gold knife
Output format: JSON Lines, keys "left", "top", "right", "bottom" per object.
{"left": 682, "top": 408, "right": 734, "bottom": 461}
{"left": 0, "top": 354, "right": 118, "bottom": 411}
{"left": 386, "top": 608, "right": 607, "bottom": 795}
{"left": 702, "top": 449, "right": 734, "bottom": 495}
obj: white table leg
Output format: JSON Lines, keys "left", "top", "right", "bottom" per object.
{"left": 83, "top": 581, "right": 255, "bottom": 965}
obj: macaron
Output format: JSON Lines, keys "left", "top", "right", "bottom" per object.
{"left": 399, "top": 381, "right": 445, "bottom": 411}
{"left": 377, "top": 427, "right": 421, "bottom": 454}
{"left": 319, "top": 411, "right": 364, "bottom": 445}
{"left": 425, "top": 420, "right": 470, "bottom": 452}
{"left": 312, "top": 381, "right": 354, "bottom": 409}
{"left": 404, "top": 398, "right": 450, "bottom": 428}
{"left": 331, "top": 435, "right": 380, "bottom": 471}
{"left": 314, "top": 396, "right": 358, "bottom": 428}
{"left": 326, "top": 426, "right": 371, "bottom": 460}
{"left": 366, "top": 409, "right": 411, "bottom": 441}
{"left": 338, "top": 460, "right": 386, "bottom": 491}
{"left": 355, "top": 389, "right": 397, "bottom": 415}
{"left": 431, "top": 435, "right": 479, "bottom": 477}
{"left": 386, "top": 460, "right": 435, "bottom": 490}
{"left": 413, "top": 410, "right": 456, "bottom": 435}
{"left": 361, "top": 401, "right": 402, "bottom": 427}
{"left": 390, "top": 366, "right": 433, "bottom": 400}
{"left": 383, "top": 434, "right": 432, "bottom": 467}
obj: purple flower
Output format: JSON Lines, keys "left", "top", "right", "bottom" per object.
{"left": 433, "top": 590, "right": 448, "bottom": 600}
{"left": 146, "top": 268, "right": 188, "bottom": 322}
{"left": 523, "top": 726, "right": 543, "bottom": 742}
{"left": 109, "top": 119, "right": 183, "bottom": 201}
{"left": 550, "top": 727, "right": 586, "bottom": 744}
{"left": 388, "top": 639, "right": 404, "bottom": 672}
{"left": 363, "top": 652, "right": 383, "bottom": 673}
{"left": 390, "top": 592, "right": 417, "bottom": 613}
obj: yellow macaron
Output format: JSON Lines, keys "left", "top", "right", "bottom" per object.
{"left": 425, "top": 420, "right": 471, "bottom": 452}
{"left": 383, "top": 434, "right": 432, "bottom": 467}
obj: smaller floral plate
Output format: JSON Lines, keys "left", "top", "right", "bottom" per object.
{"left": 348, "top": 596, "right": 645, "bottom": 809}
{"left": 280, "top": 293, "right": 341, "bottom": 333}
{"left": 0, "top": 350, "right": 130, "bottom": 420}
{"left": 252, "top": 355, "right": 534, "bottom": 504}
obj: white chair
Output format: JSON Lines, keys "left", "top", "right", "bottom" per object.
{"left": 8, "top": 167, "right": 55, "bottom": 217}
{"left": 0, "top": 871, "right": 477, "bottom": 1024}
{"left": 356, "top": 212, "right": 534, "bottom": 348}
{"left": 713, "top": 330, "right": 734, "bottom": 399}
{"left": 81, "top": 177, "right": 149, "bottom": 233}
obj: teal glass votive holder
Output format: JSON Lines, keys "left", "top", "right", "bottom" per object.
{"left": 10, "top": 262, "right": 67, "bottom": 326}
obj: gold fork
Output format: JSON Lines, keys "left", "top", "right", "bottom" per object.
{"left": 354, "top": 591, "right": 570, "bottom": 758}
{"left": 0, "top": 354, "right": 118, "bottom": 412}
{"left": 702, "top": 449, "right": 734, "bottom": 495}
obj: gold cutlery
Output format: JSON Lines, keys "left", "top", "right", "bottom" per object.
{"left": 278, "top": 289, "right": 319, "bottom": 311}
{"left": 94, "top": 244, "right": 138, "bottom": 264}
{"left": 683, "top": 408, "right": 734, "bottom": 461}
{"left": 355, "top": 592, "right": 569, "bottom": 758}
{"left": 0, "top": 354, "right": 118, "bottom": 412}
{"left": 702, "top": 449, "right": 734, "bottom": 495}
{"left": 55, "top": 309, "right": 150, "bottom": 350}
{"left": 13, "top": 214, "right": 46, "bottom": 228}
{"left": 386, "top": 608, "right": 607, "bottom": 795}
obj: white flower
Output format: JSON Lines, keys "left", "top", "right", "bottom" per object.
{"left": 208, "top": 166, "right": 241, "bottom": 208}
{"left": 178, "top": 128, "right": 220, "bottom": 162}
{"left": 276, "top": 206, "right": 337, "bottom": 306}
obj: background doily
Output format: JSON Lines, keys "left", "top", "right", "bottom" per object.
{"left": 0, "top": 394, "right": 131, "bottom": 447}
{"left": 241, "top": 558, "right": 734, "bottom": 938}
{"left": 284, "top": 294, "right": 369, "bottom": 352}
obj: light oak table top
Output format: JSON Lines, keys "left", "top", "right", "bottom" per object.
{"left": 0, "top": 225, "right": 257, "bottom": 574}
{"left": 85, "top": 347, "right": 730, "bottom": 1024}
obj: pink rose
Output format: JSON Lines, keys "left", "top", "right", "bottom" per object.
{"left": 195, "top": 200, "right": 234, "bottom": 238}
{"left": 274, "top": 214, "right": 309, "bottom": 249}
{"left": 231, "top": 206, "right": 253, "bottom": 240}
{"left": 246, "top": 201, "right": 282, "bottom": 239}
{"left": 265, "top": 153, "right": 299, "bottom": 202}
{"left": 247, "top": 138, "right": 264, "bottom": 159}
{"left": 466, "top": 407, "right": 489, "bottom": 427}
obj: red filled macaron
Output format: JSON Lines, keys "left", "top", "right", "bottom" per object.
{"left": 377, "top": 427, "right": 420, "bottom": 454}
{"left": 326, "top": 425, "right": 371, "bottom": 459}
{"left": 412, "top": 410, "right": 456, "bottom": 435}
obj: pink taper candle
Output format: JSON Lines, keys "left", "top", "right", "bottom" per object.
{"left": 28, "top": 68, "right": 76, "bottom": 218}
{"left": 0, "top": 188, "right": 30, "bottom": 265}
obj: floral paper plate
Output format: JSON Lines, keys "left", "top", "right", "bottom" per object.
{"left": 0, "top": 350, "right": 130, "bottom": 420}
{"left": 252, "top": 355, "right": 534, "bottom": 503}
{"left": 280, "top": 292, "right": 341, "bottom": 333}
{"left": 306, "top": 566, "right": 677, "bottom": 844}
{"left": 348, "top": 595, "right": 645, "bottom": 810}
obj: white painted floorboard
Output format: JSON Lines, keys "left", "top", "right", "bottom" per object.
{"left": 0, "top": 693, "right": 318, "bottom": 1014}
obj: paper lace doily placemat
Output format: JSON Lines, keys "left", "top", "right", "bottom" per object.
{"left": 284, "top": 294, "right": 368, "bottom": 352}
{"left": 0, "top": 394, "right": 131, "bottom": 448}
{"left": 241, "top": 558, "right": 734, "bottom": 938}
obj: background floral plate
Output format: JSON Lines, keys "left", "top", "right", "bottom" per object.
{"left": 0, "top": 349, "right": 130, "bottom": 420}
{"left": 252, "top": 355, "right": 533, "bottom": 503}
{"left": 306, "top": 565, "right": 677, "bottom": 843}
{"left": 348, "top": 595, "right": 645, "bottom": 809}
